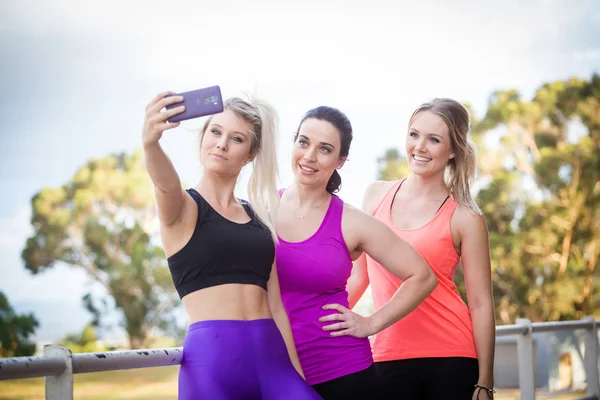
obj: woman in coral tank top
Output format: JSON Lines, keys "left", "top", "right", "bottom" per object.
{"left": 349, "top": 98, "right": 496, "bottom": 400}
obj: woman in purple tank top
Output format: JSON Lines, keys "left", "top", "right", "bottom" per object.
{"left": 275, "top": 106, "right": 438, "bottom": 399}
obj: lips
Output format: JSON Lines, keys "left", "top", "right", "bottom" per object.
{"left": 299, "top": 164, "right": 317, "bottom": 173}
{"left": 210, "top": 153, "right": 227, "bottom": 160}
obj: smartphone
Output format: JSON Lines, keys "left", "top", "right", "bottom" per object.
{"left": 166, "top": 85, "right": 224, "bottom": 123}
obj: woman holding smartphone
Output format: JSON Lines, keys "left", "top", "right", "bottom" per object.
{"left": 274, "top": 106, "right": 437, "bottom": 399}
{"left": 142, "top": 91, "right": 322, "bottom": 400}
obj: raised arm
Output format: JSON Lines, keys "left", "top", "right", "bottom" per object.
{"left": 321, "top": 208, "right": 437, "bottom": 338}
{"left": 142, "top": 92, "right": 187, "bottom": 227}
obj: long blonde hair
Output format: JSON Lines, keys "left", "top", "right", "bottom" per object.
{"left": 201, "top": 96, "right": 280, "bottom": 239}
{"left": 409, "top": 98, "right": 481, "bottom": 215}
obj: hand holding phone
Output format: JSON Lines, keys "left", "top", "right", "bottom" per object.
{"left": 166, "top": 85, "right": 224, "bottom": 123}
{"left": 142, "top": 91, "right": 185, "bottom": 147}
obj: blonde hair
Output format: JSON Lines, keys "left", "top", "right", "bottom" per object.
{"left": 409, "top": 98, "right": 482, "bottom": 215}
{"left": 201, "top": 96, "right": 280, "bottom": 240}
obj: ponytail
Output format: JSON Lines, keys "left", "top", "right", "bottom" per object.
{"left": 326, "top": 170, "right": 342, "bottom": 194}
{"left": 202, "top": 96, "right": 280, "bottom": 240}
{"left": 445, "top": 140, "right": 480, "bottom": 215}
{"left": 246, "top": 99, "right": 280, "bottom": 241}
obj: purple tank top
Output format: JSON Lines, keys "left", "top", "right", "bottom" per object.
{"left": 276, "top": 193, "right": 373, "bottom": 385}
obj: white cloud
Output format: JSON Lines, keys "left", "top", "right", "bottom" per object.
{"left": 5, "top": 0, "right": 595, "bottom": 88}
{"left": 0, "top": 0, "right": 598, "bottom": 341}
{"left": 2, "top": 0, "right": 597, "bottom": 207}
{"left": 574, "top": 48, "right": 600, "bottom": 61}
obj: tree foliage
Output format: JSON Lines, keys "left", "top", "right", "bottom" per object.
{"left": 58, "top": 324, "right": 105, "bottom": 353}
{"left": 22, "top": 150, "right": 178, "bottom": 348}
{"left": 0, "top": 292, "right": 39, "bottom": 357}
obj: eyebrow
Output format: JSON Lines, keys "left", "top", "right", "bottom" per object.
{"left": 411, "top": 128, "right": 444, "bottom": 140}
{"left": 298, "top": 134, "right": 336, "bottom": 149}
{"left": 210, "top": 123, "right": 249, "bottom": 138}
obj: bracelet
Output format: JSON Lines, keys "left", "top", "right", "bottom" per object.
{"left": 474, "top": 384, "right": 496, "bottom": 398}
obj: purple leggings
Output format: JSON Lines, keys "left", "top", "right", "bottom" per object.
{"left": 179, "top": 319, "right": 323, "bottom": 400}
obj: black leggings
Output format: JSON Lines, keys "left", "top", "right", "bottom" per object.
{"left": 375, "top": 357, "right": 479, "bottom": 400}
{"left": 312, "top": 364, "right": 378, "bottom": 400}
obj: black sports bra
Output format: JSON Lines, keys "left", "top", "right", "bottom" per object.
{"left": 167, "top": 189, "right": 274, "bottom": 299}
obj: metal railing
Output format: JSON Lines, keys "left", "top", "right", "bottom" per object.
{"left": 1, "top": 317, "right": 598, "bottom": 400}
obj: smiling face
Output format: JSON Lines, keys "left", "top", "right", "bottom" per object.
{"left": 405, "top": 110, "right": 454, "bottom": 178}
{"left": 292, "top": 118, "right": 345, "bottom": 189}
{"left": 200, "top": 109, "right": 255, "bottom": 178}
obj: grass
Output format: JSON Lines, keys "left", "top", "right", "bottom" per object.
{"left": 0, "top": 367, "right": 588, "bottom": 399}
{"left": 0, "top": 366, "right": 179, "bottom": 400}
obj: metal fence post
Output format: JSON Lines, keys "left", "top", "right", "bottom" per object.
{"left": 582, "top": 316, "right": 599, "bottom": 398}
{"left": 44, "top": 344, "right": 73, "bottom": 400}
{"left": 516, "top": 318, "right": 536, "bottom": 400}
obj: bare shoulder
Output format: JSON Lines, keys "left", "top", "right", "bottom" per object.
{"left": 362, "top": 180, "right": 397, "bottom": 215}
{"left": 341, "top": 199, "right": 386, "bottom": 251}
{"left": 341, "top": 201, "right": 365, "bottom": 222}
{"left": 452, "top": 203, "right": 488, "bottom": 237}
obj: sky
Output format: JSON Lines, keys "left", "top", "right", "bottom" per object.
{"left": 1, "top": 0, "right": 599, "bottom": 342}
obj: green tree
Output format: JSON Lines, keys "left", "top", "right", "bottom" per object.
{"left": 0, "top": 292, "right": 39, "bottom": 357}
{"left": 377, "top": 149, "right": 409, "bottom": 181}
{"left": 58, "top": 324, "right": 104, "bottom": 353}
{"left": 22, "top": 149, "right": 179, "bottom": 348}
{"left": 478, "top": 75, "right": 599, "bottom": 322}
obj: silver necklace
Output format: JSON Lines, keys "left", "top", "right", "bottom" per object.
{"left": 295, "top": 196, "right": 329, "bottom": 219}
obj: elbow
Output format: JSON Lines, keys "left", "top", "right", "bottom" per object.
{"left": 271, "top": 305, "right": 290, "bottom": 327}
{"left": 402, "top": 262, "right": 437, "bottom": 296}
{"left": 405, "top": 266, "right": 437, "bottom": 297}
{"left": 424, "top": 269, "right": 438, "bottom": 294}
{"left": 268, "top": 296, "right": 286, "bottom": 319}
{"left": 270, "top": 302, "right": 284, "bottom": 318}
{"left": 414, "top": 265, "right": 437, "bottom": 295}
{"left": 469, "top": 297, "right": 494, "bottom": 313}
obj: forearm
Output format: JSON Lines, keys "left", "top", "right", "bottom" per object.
{"left": 470, "top": 304, "right": 496, "bottom": 387}
{"left": 348, "top": 278, "right": 368, "bottom": 310}
{"left": 368, "top": 273, "right": 436, "bottom": 334}
{"left": 272, "top": 307, "right": 305, "bottom": 379}
{"left": 347, "top": 255, "right": 369, "bottom": 309}
{"left": 143, "top": 142, "right": 181, "bottom": 193}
